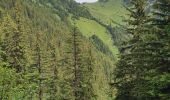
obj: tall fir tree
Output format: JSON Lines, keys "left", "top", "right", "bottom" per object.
{"left": 113, "top": 0, "right": 152, "bottom": 99}
{"left": 61, "top": 22, "right": 92, "bottom": 100}
{"left": 69, "top": 23, "right": 87, "bottom": 100}
{"left": 36, "top": 32, "right": 43, "bottom": 100}
{"left": 82, "top": 42, "right": 95, "bottom": 100}
{"left": 0, "top": 14, "right": 15, "bottom": 68}
{"left": 149, "top": 0, "right": 170, "bottom": 99}
{"left": 46, "top": 36, "right": 59, "bottom": 100}
{"left": 30, "top": 30, "right": 46, "bottom": 100}
{"left": 114, "top": 0, "right": 170, "bottom": 99}
{"left": 11, "top": 0, "right": 26, "bottom": 73}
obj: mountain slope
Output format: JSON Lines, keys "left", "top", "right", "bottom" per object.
{"left": 74, "top": 17, "right": 119, "bottom": 58}
{"left": 0, "top": 0, "right": 118, "bottom": 99}
{"left": 84, "top": 0, "right": 128, "bottom": 25}
{"left": 71, "top": 0, "right": 129, "bottom": 59}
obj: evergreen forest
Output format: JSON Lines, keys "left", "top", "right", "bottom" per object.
{"left": 0, "top": 0, "right": 169, "bottom": 100}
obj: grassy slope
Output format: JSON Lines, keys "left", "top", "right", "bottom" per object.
{"left": 75, "top": 17, "right": 119, "bottom": 57}
{"left": 84, "top": 0, "right": 127, "bottom": 25}
{"left": 73, "top": 0, "right": 128, "bottom": 58}
{"left": 68, "top": 1, "right": 128, "bottom": 98}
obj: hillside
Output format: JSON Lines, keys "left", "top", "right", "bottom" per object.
{"left": 0, "top": 0, "right": 169, "bottom": 100}
{"left": 73, "top": 17, "right": 119, "bottom": 58}
{"left": 71, "top": 0, "right": 129, "bottom": 59}
{"left": 0, "top": 0, "right": 119, "bottom": 99}
{"left": 84, "top": 0, "right": 128, "bottom": 25}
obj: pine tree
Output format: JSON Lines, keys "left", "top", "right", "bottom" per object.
{"left": 46, "top": 38, "right": 59, "bottom": 100}
{"left": 59, "top": 30, "right": 74, "bottom": 100}
{"left": 11, "top": 0, "right": 26, "bottom": 73}
{"left": 61, "top": 22, "right": 89, "bottom": 100}
{"left": 113, "top": 0, "right": 151, "bottom": 99}
{"left": 83, "top": 43, "right": 95, "bottom": 100}
{"left": 72, "top": 25, "right": 84, "bottom": 100}
{"left": 114, "top": 0, "right": 170, "bottom": 99}
{"left": 72, "top": 25, "right": 96, "bottom": 100}
{"left": 0, "top": 14, "right": 15, "bottom": 68}
{"left": 149, "top": 0, "right": 170, "bottom": 99}
{"left": 35, "top": 32, "right": 43, "bottom": 100}
{"left": 29, "top": 30, "right": 46, "bottom": 100}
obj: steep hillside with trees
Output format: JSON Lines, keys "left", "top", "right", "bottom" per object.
{"left": 0, "top": 0, "right": 116, "bottom": 99}
{"left": 0, "top": 0, "right": 169, "bottom": 100}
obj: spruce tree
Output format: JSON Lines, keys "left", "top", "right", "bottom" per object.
{"left": 149, "top": 0, "right": 170, "bottom": 99}
{"left": 113, "top": 0, "right": 151, "bottom": 99}
{"left": 62, "top": 22, "right": 89, "bottom": 100}
{"left": 114, "top": 0, "right": 170, "bottom": 99}
{"left": 46, "top": 38, "right": 59, "bottom": 100}
{"left": 72, "top": 25, "right": 84, "bottom": 100}
{"left": 83, "top": 43, "right": 95, "bottom": 100}
{"left": 30, "top": 30, "right": 46, "bottom": 100}
{"left": 11, "top": 0, "right": 26, "bottom": 73}
{"left": 35, "top": 32, "right": 43, "bottom": 100}
{"left": 59, "top": 30, "right": 74, "bottom": 100}
{"left": 0, "top": 14, "right": 15, "bottom": 68}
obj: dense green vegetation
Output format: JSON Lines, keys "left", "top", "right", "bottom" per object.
{"left": 0, "top": 0, "right": 116, "bottom": 99}
{"left": 84, "top": 0, "right": 128, "bottom": 25}
{"left": 113, "top": 0, "right": 170, "bottom": 99}
{"left": 73, "top": 17, "right": 119, "bottom": 58}
{"left": 0, "top": 0, "right": 169, "bottom": 100}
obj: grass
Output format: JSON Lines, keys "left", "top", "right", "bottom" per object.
{"left": 75, "top": 17, "right": 119, "bottom": 57}
{"left": 68, "top": 17, "right": 118, "bottom": 99}
{"left": 84, "top": 0, "right": 128, "bottom": 26}
{"left": 69, "top": 0, "right": 127, "bottom": 58}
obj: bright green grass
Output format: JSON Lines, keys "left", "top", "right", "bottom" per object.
{"left": 84, "top": 0, "right": 128, "bottom": 25}
{"left": 75, "top": 17, "right": 119, "bottom": 57}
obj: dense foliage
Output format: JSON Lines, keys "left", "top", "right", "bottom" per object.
{"left": 113, "top": 0, "right": 170, "bottom": 99}
{"left": 0, "top": 0, "right": 115, "bottom": 99}
{"left": 1, "top": 0, "right": 169, "bottom": 100}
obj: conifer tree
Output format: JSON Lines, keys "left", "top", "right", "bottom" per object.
{"left": 46, "top": 38, "right": 59, "bottom": 100}
{"left": 83, "top": 43, "right": 95, "bottom": 100}
{"left": 149, "top": 0, "right": 170, "bottom": 99}
{"left": 72, "top": 25, "right": 84, "bottom": 100}
{"left": 11, "top": 0, "right": 26, "bottom": 73}
{"left": 29, "top": 30, "right": 46, "bottom": 100}
{"left": 0, "top": 14, "right": 15, "bottom": 68}
{"left": 62, "top": 22, "right": 88, "bottom": 100}
{"left": 59, "top": 31, "right": 74, "bottom": 100}
{"left": 35, "top": 32, "right": 43, "bottom": 100}
{"left": 71, "top": 25, "right": 96, "bottom": 100}
{"left": 113, "top": 0, "right": 151, "bottom": 99}
{"left": 114, "top": 0, "right": 170, "bottom": 99}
